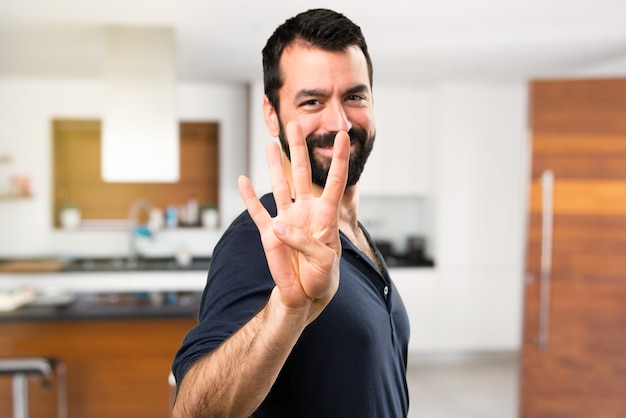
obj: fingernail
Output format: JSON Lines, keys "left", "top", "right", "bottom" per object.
{"left": 274, "top": 221, "right": 289, "bottom": 236}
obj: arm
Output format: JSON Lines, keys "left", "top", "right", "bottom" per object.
{"left": 173, "top": 122, "right": 350, "bottom": 418}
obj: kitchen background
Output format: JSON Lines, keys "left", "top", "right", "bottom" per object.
{"left": 1, "top": 0, "right": 625, "bottom": 416}
{"left": 0, "top": 2, "right": 624, "bottom": 351}
{"left": 0, "top": 73, "right": 530, "bottom": 349}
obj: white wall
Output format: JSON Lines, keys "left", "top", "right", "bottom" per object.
{"left": 0, "top": 78, "right": 248, "bottom": 257}
{"left": 248, "top": 82, "right": 274, "bottom": 195}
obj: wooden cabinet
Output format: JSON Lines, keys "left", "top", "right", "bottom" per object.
{"left": 0, "top": 317, "right": 197, "bottom": 418}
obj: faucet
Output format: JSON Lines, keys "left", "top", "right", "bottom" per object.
{"left": 127, "top": 198, "right": 153, "bottom": 263}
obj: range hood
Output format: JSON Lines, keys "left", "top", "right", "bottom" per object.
{"left": 102, "top": 26, "right": 179, "bottom": 182}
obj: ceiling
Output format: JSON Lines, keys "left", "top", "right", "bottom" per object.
{"left": 1, "top": 0, "right": 626, "bottom": 85}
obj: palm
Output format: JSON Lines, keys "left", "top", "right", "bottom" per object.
{"left": 263, "top": 192, "right": 339, "bottom": 303}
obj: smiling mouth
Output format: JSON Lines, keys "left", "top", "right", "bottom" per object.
{"left": 314, "top": 141, "right": 357, "bottom": 158}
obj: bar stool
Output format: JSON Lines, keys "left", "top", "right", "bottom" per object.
{"left": 0, "top": 357, "right": 67, "bottom": 418}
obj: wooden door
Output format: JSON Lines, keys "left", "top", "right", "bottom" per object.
{"left": 520, "top": 78, "right": 626, "bottom": 417}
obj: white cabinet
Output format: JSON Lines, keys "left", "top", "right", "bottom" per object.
{"left": 431, "top": 82, "right": 528, "bottom": 270}
{"left": 392, "top": 268, "right": 523, "bottom": 354}
{"left": 391, "top": 268, "right": 437, "bottom": 353}
{"left": 391, "top": 82, "right": 529, "bottom": 355}
{"left": 359, "top": 86, "right": 432, "bottom": 196}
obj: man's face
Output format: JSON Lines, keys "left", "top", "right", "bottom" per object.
{"left": 271, "top": 42, "right": 376, "bottom": 188}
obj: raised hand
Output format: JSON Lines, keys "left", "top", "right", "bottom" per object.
{"left": 238, "top": 121, "right": 350, "bottom": 324}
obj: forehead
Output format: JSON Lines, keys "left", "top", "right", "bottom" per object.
{"left": 278, "top": 43, "right": 370, "bottom": 98}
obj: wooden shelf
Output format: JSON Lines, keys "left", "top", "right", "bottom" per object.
{"left": 0, "top": 194, "right": 31, "bottom": 201}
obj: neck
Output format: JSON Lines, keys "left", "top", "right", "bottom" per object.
{"left": 337, "top": 185, "right": 360, "bottom": 229}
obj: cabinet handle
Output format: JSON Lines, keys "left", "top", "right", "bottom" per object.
{"left": 537, "top": 170, "right": 554, "bottom": 349}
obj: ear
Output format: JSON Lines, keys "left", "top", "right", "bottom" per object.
{"left": 263, "top": 95, "right": 280, "bottom": 137}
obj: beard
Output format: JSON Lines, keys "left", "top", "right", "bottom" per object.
{"left": 278, "top": 121, "right": 375, "bottom": 188}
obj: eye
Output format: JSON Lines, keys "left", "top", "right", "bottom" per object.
{"left": 299, "top": 99, "right": 321, "bottom": 107}
{"left": 345, "top": 94, "right": 369, "bottom": 107}
{"left": 346, "top": 94, "right": 366, "bottom": 102}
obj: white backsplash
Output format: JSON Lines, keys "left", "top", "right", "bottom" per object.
{"left": 45, "top": 198, "right": 431, "bottom": 261}
{"left": 134, "top": 228, "right": 222, "bottom": 258}
{"left": 49, "top": 227, "right": 223, "bottom": 260}
{"left": 359, "top": 196, "right": 433, "bottom": 256}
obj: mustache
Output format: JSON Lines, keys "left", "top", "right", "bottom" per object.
{"left": 306, "top": 128, "right": 368, "bottom": 149}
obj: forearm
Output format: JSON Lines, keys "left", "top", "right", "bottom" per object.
{"left": 173, "top": 288, "right": 308, "bottom": 418}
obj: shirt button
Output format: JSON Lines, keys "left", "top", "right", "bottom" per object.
{"left": 383, "top": 286, "right": 389, "bottom": 297}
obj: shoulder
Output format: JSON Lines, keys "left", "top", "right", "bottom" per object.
{"left": 209, "top": 193, "right": 276, "bottom": 267}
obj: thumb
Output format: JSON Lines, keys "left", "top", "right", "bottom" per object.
{"left": 273, "top": 221, "right": 332, "bottom": 259}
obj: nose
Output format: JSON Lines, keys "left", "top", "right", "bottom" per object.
{"left": 323, "top": 100, "right": 352, "bottom": 133}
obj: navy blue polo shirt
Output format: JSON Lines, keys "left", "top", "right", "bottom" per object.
{"left": 173, "top": 194, "right": 410, "bottom": 417}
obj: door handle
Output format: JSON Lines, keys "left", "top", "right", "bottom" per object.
{"left": 537, "top": 170, "right": 554, "bottom": 349}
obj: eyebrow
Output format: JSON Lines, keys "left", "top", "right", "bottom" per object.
{"left": 293, "top": 84, "right": 370, "bottom": 102}
{"left": 345, "top": 84, "right": 370, "bottom": 96}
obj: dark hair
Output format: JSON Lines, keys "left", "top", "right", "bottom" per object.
{"left": 262, "top": 8, "right": 373, "bottom": 113}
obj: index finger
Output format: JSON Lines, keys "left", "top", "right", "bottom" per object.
{"left": 320, "top": 131, "right": 350, "bottom": 205}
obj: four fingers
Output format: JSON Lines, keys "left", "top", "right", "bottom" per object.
{"left": 240, "top": 121, "right": 351, "bottom": 238}
{"left": 239, "top": 122, "right": 350, "bottom": 303}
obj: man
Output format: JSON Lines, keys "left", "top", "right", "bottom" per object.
{"left": 172, "top": 8, "right": 410, "bottom": 417}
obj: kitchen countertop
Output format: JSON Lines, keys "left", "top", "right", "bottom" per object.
{"left": 0, "top": 269, "right": 209, "bottom": 294}
{"left": 0, "top": 256, "right": 211, "bottom": 294}
{"left": 0, "top": 256, "right": 433, "bottom": 321}
{"left": 0, "top": 291, "right": 202, "bottom": 321}
{"left": 0, "top": 257, "right": 209, "bottom": 320}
